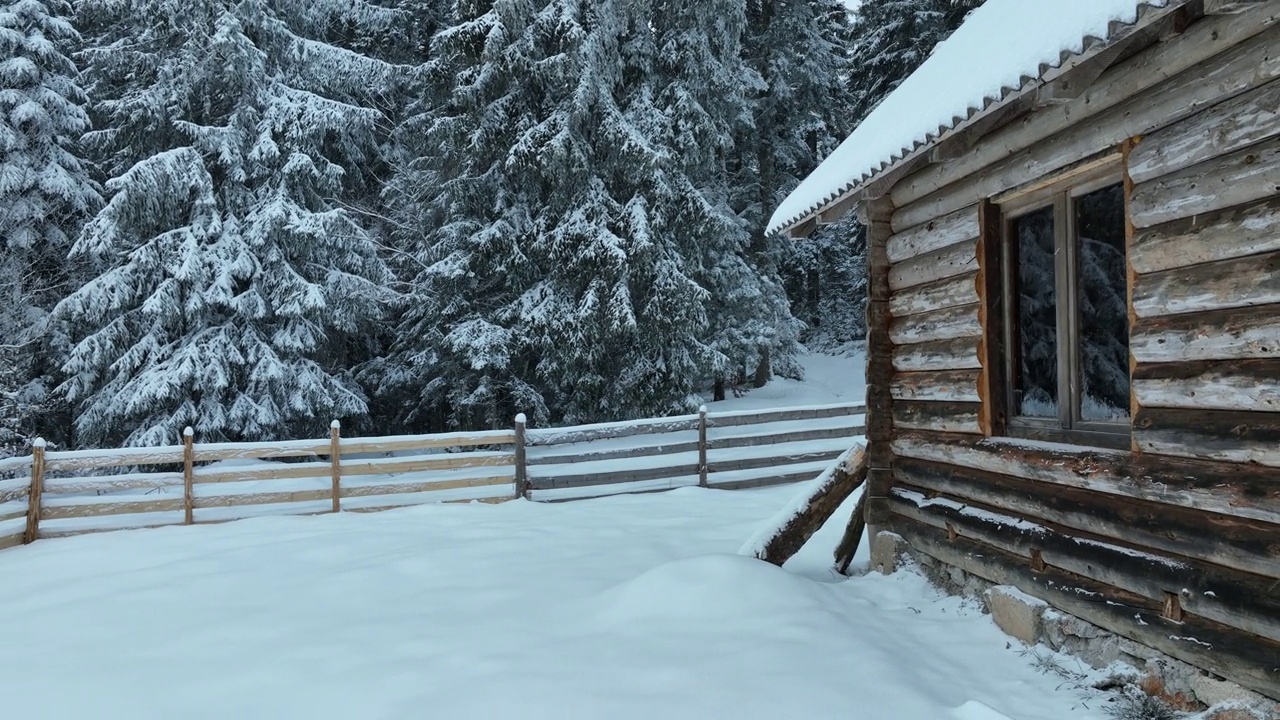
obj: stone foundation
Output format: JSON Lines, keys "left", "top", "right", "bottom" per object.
{"left": 869, "top": 531, "right": 1280, "bottom": 720}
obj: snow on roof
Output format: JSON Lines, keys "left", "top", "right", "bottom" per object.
{"left": 767, "top": 0, "right": 1173, "bottom": 236}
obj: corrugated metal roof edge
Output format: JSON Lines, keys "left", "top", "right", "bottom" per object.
{"left": 769, "top": 1, "right": 1184, "bottom": 237}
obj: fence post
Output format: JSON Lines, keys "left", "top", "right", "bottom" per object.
{"left": 182, "top": 427, "right": 195, "bottom": 525}
{"left": 513, "top": 413, "right": 528, "bottom": 500}
{"left": 23, "top": 438, "right": 45, "bottom": 544}
{"left": 330, "top": 420, "right": 342, "bottom": 513}
{"left": 698, "top": 405, "right": 709, "bottom": 488}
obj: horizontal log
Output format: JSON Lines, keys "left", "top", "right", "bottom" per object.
{"left": 530, "top": 463, "right": 699, "bottom": 491}
{"left": 1128, "top": 77, "right": 1280, "bottom": 185}
{"left": 189, "top": 440, "right": 331, "bottom": 463}
{"left": 528, "top": 439, "right": 700, "bottom": 466}
{"left": 41, "top": 496, "right": 185, "bottom": 520}
{"left": 889, "top": 273, "right": 978, "bottom": 317}
{"left": 891, "top": 431, "right": 1280, "bottom": 526}
{"left": 1132, "top": 249, "right": 1280, "bottom": 317}
{"left": 0, "top": 500, "right": 28, "bottom": 523}
{"left": 890, "top": 369, "right": 982, "bottom": 404}
{"left": 894, "top": 456, "right": 1280, "bottom": 581}
{"left": 0, "top": 532, "right": 22, "bottom": 550}
{"left": 526, "top": 415, "right": 698, "bottom": 446}
{"left": 889, "top": 239, "right": 978, "bottom": 291}
{"left": 44, "top": 447, "right": 184, "bottom": 473}
{"left": 1130, "top": 135, "right": 1280, "bottom": 228}
{"left": 1133, "top": 359, "right": 1280, "bottom": 412}
{"left": 1131, "top": 303, "right": 1280, "bottom": 363}
{"left": 710, "top": 425, "right": 863, "bottom": 452}
{"left": 339, "top": 474, "right": 512, "bottom": 499}
{"left": 0, "top": 477, "right": 29, "bottom": 504}
{"left": 891, "top": 16, "right": 1280, "bottom": 229}
{"left": 194, "top": 489, "right": 332, "bottom": 509}
{"left": 886, "top": 204, "right": 979, "bottom": 264}
{"left": 890, "top": 303, "right": 982, "bottom": 345}
{"left": 888, "top": 490, "right": 1280, "bottom": 644}
{"left": 889, "top": 515, "right": 1280, "bottom": 700}
{"left": 708, "top": 449, "right": 844, "bottom": 475}
{"left": 893, "top": 337, "right": 982, "bottom": 373}
{"left": 1131, "top": 194, "right": 1280, "bottom": 274}
{"left": 194, "top": 461, "right": 332, "bottom": 484}
{"left": 340, "top": 452, "right": 514, "bottom": 478}
{"left": 893, "top": 401, "right": 982, "bottom": 435}
{"left": 337, "top": 429, "right": 515, "bottom": 456}
{"left": 709, "top": 464, "right": 836, "bottom": 491}
{"left": 1134, "top": 407, "right": 1280, "bottom": 467}
{"left": 707, "top": 403, "right": 864, "bottom": 428}
{"left": 43, "top": 472, "right": 183, "bottom": 495}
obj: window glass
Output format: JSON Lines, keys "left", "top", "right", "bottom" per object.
{"left": 1075, "top": 183, "right": 1130, "bottom": 421}
{"left": 1013, "top": 206, "right": 1058, "bottom": 418}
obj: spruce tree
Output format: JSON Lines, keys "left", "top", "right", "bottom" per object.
{"left": 60, "top": 0, "right": 401, "bottom": 447}
{"left": 0, "top": 0, "right": 99, "bottom": 454}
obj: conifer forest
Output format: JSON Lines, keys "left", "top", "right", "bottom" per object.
{"left": 0, "top": 0, "right": 981, "bottom": 452}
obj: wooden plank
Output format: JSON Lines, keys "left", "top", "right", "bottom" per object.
{"left": 530, "top": 463, "right": 699, "bottom": 491}
{"left": 194, "top": 489, "right": 333, "bottom": 509}
{"left": 189, "top": 440, "right": 331, "bottom": 463}
{"left": 889, "top": 272, "right": 978, "bottom": 317}
{"left": 1132, "top": 195, "right": 1280, "bottom": 274}
{"left": 528, "top": 439, "right": 700, "bottom": 466}
{"left": 340, "top": 474, "right": 513, "bottom": 499}
{"left": 709, "top": 449, "right": 846, "bottom": 476}
{"left": 894, "top": 455, "right": 1280, "bottom": 581}
{"left": 890, "top": 369, "right": 982, "bottom": 404}
{"left": 41, "top": 497, "right": 186, "bottom": 520}
{"left": 748, "top": 446, "right": 867, "bottom": 567}
{"left": 0, "top": 478, "right": 29, "bottom": 504}
{"left": 1130, "top": 135, "right": 1280, "bottom": 228}
{"left": 889, "top": 239, "right": 979, "bottom": 292}
{"left": 1131, "top": 303, "right": 1280, "bottom": 363}
{"left": 41, "top": 472, "right": 183, "bottom": 495}
{"left": 23, "top": 441, "right": 44, "bottom": 544}
{"left": 710, "top": 425, "right": 861, "bottom": 452}
{"left": 1134, "top": 359, "right": 1280, "bottom": 412}
{"left": 892, "top": 337, "right": 982, "bottom": 373}
{"left": 0, "top": 501, "right": 28, "bottom": 523}
{"left": 891, "top": 432, "right": 1280, "bottom": 527}
{"left": 1132, "top": 249, "right": 1280, "bottom": 318}
{"left": 890, "top": 14, "right": 1280, "bottom": 223}
{"left": 336, "top": 429, "right": 515, "bottom": 457}
{"left": 0, "top": 532, "right": 22, "bottom": 550}
{"left": 527, "top": 416, "right": 697, "bottom": 446}
{"left": 44, "top": 446, "right": 185, "bottom": 473}
{"left": 892, "top": 401, "right": 982, "bottom": 435}
{"left": 1129, "top": 77, "right": 1280, "bottom": 185}
{"left": 976, "top": 199, "right": 1008, "bottom": 437}
{"left": 340, "top": 452, "right": 514, "bottom": 478}
{"left": 889, "top": 515, "right": 1280, "bottom": 700}
{"left": 886, "top": 204, "right": 979, "bottom": 264}
{"left": 707, "top": 403, "right": 863, "bottom": 428}
{"left": 1134, "top": 407, "right": 1280, "bottom": 467}
{"left": 887, "top": 490, "right": 1280, "bottom": 643}
{"left": 193, "top": 461, "right": 333, "bottom": 484}
{"left": 889, "top": 303, "right": 981, "bottom": 346}
{"left": 865, "top": 195, "right": 896, "bottom": 528}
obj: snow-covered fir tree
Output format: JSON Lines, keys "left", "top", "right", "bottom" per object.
{"left": 0, "top": 0, "right": 99, "bottom": 455}
{"left": 58, "top": 0, "right": 403, "bottom": 447}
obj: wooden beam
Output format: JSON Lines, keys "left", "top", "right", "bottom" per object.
{"left": 1205, "top": 0, "right": 1269, "bottom": 13}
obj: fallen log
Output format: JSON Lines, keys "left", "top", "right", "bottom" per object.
{"left": 833, "top": 488, "right": 869, "bottom": 576}
{"left": 738, "top": 443, "right": 868, "bottom": 567}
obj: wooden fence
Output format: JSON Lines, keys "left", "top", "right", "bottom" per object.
{"left": 0, "top": 402, "right": 865, "bottom": 550}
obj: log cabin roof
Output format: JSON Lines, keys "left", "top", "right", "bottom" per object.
{"left": 767, "top": 0, "right": 1186, "bottom": 237}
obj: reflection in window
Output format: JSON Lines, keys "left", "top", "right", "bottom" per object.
{"left": 1075, "top": 184, "right": 1130, "bottom": 421}
{"left": 1013, "top": 207, "right": 1057, "bottom": 418}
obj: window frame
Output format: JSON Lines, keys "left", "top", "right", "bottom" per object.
{"left": 994, "top": 160, "right": 1132, "bottom": 451}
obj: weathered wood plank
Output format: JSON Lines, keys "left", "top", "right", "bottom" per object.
{"left": 44, "top": 448, "right": 185, "bottom": 473}
{"left": 889, "top": 515, "right": 1280, "bottom": 701}
{"left": 0, "top": 532, "right": 22, "bottom": 550}
{"left": 336, "top": 430, "right": 515, "bottom": 457}
{"left": 889, "top": 238, "right": 978, "bottom": 292}
{"left": 890, "top": 369, "right": 982, "bottom": 404}
{"left": 894, "top": 456, "right": 1280, "bottom": 581}
{"left": 527, "top": 416, "right": 698, "bottom": 446}
{"left": 886, "top": 204, "right": 978, "bottom": 264}
{"left": 1134, "top": 407, "right": 1280, "bottom": 467}
{"left": 891, "top": 432, "right": 1280, "bottom": 527}
{"left": 864, "top": 195, "right": 897, "bottom": 528}
{"left": 189, "top": 441, "right": 333, "bottom": 463}
{"left": 707, "top": 403, "right": 863, "bottom": 428}
{"left": 709, "top": 449, "right": 846, "bottom": 476}
{"left": 711, "top": 425, "right": 863, "bottom": 452}
{"left": 1129, "top": 78, "right": 1280, "bottom": 185}
{"left": 976, "top": 199, "right": 1008, "bottom": 438}
{"left": 1132, "top": 195, "right": 1280, "bottom": 274}
{"left": 889, "top": 273, "right": 978, "bottom": 317}
{"left": 340, "top": 475, "right": 512, "bottom": 499}
{"left": 530, "top": 463, "right": 698, "bottom": 491}
{"left": 893, "top": 21, "right": 1280, "bottom": 231}
{"left": 1133, "top": 249, "right": 1280, "bottom": 318}
{"left": 1131, "top": 304, "right": 1280, "bottom": 363}
{"left": 340, "top": 452, "right": 514, "bottom": 478}
{"left": 1131, "top": 135, "right": 1280, "bottom": 228}
{"left": 194, "top": 489, "right": 333, "bottom": 509}
{"left": 889, "top": 303, "right": 981, "bottom": 346}
{"left": 748, "top": 446, "right": 866, "bottom": 567}
{"left": 41, "top": 497, "right": 186, "bottom": 520}
{"left": 888, "top": 489, "right": 1280, "bottom": 643}
{"left": 41, "top": 472, "right": 183, "bottom": 496}
{"left": 892, "top": 402, "right": 982, "bottom": 435}
{"left": 892, "top": 337, "right": 982, "bottom": 373}
{"left": 193, "top": 461, "right": 332, "bottom": 484}
{"left": 528, "top": 440, "right": 701, "bottom": 466}
{"left": 1134, "top": 359, "right": 1280, "bottom": 412}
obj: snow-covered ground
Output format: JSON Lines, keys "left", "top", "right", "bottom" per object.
{"left": 0, "top": 485, "right": 1107, "bottom": 719}
{"left": 703, "top": 347, "right": 867, "bottom": 412}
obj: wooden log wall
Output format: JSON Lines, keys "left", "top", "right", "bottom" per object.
{"left": 869, "top": 3, "right": 1280, "bottom": 701}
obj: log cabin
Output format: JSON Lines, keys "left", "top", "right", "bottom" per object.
{"left": 770, "top": 0, "right": 1280, "bottom": 706}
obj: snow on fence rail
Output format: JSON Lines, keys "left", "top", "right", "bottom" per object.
{"left": 0, "top": 402, "right": 865, "bottom": 549}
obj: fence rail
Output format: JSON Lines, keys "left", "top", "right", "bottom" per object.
{"left": 0, "top": 402, "right": 865, "bottom": 550}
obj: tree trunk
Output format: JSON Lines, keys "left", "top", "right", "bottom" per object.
{"left": 713, "top": 377, "right": 726, "bottom": 402}
{"left": 753, "top": 346, "right": 771, "bottom": 388}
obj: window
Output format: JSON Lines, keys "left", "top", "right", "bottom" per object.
{"left": 998, "top": 167, "right": 1131, "bottom": 448}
